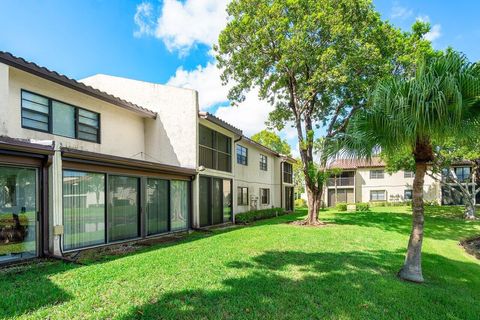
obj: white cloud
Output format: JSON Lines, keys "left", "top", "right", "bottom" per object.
{"left": 167, "top": 62, "right": 229, "bottom": 110}
{"left": 155, "top": 0, "right": 229, "bottom": 54}
{"left": 416, "top": 15, "right": 429, "bottom": 23}
{"left": 167, "top": 61, "right": 273, "bottom": 136}
{"left": 424, "top": 24, "right": 442, "bottom": 42}
{"left": 215, "top": 89, "right": 274, "bottom": 137}
{"left": 133, "top": 2, "right": 155, "bottom": 37}
{"left": 416, "top": 15, "right": 442, "bottom": 42}
{"left": 390, "top": 3, "right": 413, "bottom": 19}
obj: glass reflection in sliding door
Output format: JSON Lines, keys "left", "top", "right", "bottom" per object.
{"left": 63, "top": 170, "right": 106, "bottom": 250}
{"left": 108, "top": 176, "right": 140, "bottom": 242}
{"left": 170, "top": 180, "right": 189, "bottom": 231}
{"left": 146, "top": 178, "right": 169, "bottom": 235}
{"left": 0, "top": 166, "right": 37, "bottom": 263}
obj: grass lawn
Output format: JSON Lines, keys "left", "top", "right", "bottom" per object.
{"left": 1, "top": 206, "right": 480, "bottom": 319}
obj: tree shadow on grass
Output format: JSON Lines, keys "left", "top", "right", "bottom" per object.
{"left": 119, "top": 249, "right": 480, "bottom": 320}
{"left": 327, "top": 210, "right": 480, "bottom": 241}
{"left": 0, "top": 261, "right": 75, "bottom": 319}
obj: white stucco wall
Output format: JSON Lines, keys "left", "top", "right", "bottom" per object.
{"left": 80, "top": 74, "right": 198, "bottom": 169}
{"left": 355, "top": 167, "right": 440, "bottom": 203}
{"left": 1, "top": 65, "right": 146, "bottom": 159}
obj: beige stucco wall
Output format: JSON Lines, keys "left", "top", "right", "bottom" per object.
{"left": 234, "top": 139, "right": 280, "bottom": 214}
{"left": 355, "top": 167, "right": 440, "bottom": 203}
{"left": 80, "top": 74, "right": 198, "bottom": 169}
{"left": 1, "top": 65, "right": 146, "bottom": 159}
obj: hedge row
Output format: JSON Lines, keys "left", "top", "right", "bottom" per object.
{"left": 336, "top": 202, "right": 370, "bottom": 212}
{"left": 235, "top": 208, "right": 286, "bottom": 224}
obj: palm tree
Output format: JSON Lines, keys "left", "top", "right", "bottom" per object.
{"left": 330, "top": 51, "right": 480, "bottom": 283}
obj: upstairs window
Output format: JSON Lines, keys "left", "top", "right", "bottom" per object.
{"left": 21, "top": 90, "right": 100, "bottom": 143}
{"left": 370, "top": 169, "right": 384, "bottom": 179}
{"left": 199, "top": 125, "right": 232, "bottom": 172}
{"left": 260, "top": 154, "right": 268, "bottom": 171}
{"left": 283, "top": 162, "right": 293, "bottom": 184}
{"left": 236, "top": 145, "right": 248, "bottom": 165}
{"left": 404, "top": 171, "right": 414, "bottom": 178}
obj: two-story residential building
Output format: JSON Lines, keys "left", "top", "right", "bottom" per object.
{"left": 0, "top": 52, "right": 294, "bottom": 265}
{"left": 325, "top": 158, "right": 476, "bottom": 207}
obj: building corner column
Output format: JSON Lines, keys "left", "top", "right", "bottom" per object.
{"left": 49, "top": 142, "right": 63, "bottom": 256}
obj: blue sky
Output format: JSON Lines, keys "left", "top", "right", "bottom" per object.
{"left": 0, "top": 0, "right": 478, "bottom": 154}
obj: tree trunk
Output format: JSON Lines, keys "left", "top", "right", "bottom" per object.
{"left": 305, "top": 185, "right": 323, "bottom": 224}
{"left": 398, "top": 161, "right": 426, "bottom": 283}
{"left": 464, "top": 201, "right": 476, "bottom": 220}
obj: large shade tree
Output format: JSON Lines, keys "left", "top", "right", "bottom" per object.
{"left": 330, "top": 51, "right": 480, "bottom": 282}
{"left": 251, "top": 130, "right": 291, "bottom": 155}
{"left": 216, "top": 0, "right": 431, "bottom": 225}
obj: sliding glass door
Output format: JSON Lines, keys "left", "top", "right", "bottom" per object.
{"left": 0, "top": 166, "right": 37, "bottom": 263}
{"left": 108, "top": 176, "right": 140, "bottom": 242}
{"left": 146, "top": 178, "right": 169, "bottom": 235}
{"left": 199, "top": 177, "right": 211, "bottom": 227}
{"left": 62, "top": 170, "right": 191, "bottom": 251}
{"left": 170, "top": 180, "right": 189, "bottom": 231}
{"left": 198, "top": 176, "right": 232, "bottom": 227}
{"left": 63, "top": 171, "right": 106, "bottom": 250}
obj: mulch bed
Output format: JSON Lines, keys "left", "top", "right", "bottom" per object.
{"left": 288, "top": 220, "right": 333, "bottom": 228}
{"left": 460, "top": 236, "right": 480, "bottom": 260}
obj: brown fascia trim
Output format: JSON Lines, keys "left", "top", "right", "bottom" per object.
{"left": 61, "top": 148, "right": 196, "bottom": 177}
{"left": 0, "top": 136, "right": 54, "bottom": 155}
{"left": 0, "top": 51, "right": 157, "bottom": 119}
{"left": 198, "top": 112, "right": 297, "bottom": 162}
{"left": 199, "top": 111, "right": 243, "bottom": 136}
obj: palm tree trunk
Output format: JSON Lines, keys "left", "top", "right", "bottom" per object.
{"left": 398, "top": 161, "right": 426, "bottom": 283}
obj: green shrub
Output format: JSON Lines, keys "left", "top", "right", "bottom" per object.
{"left": 235, "top": 208, "right": 286, "bottom": 224}
{"left": 294, "top": 198, "right": 307, "bottom": 208}
{"left": 424, "top": 200, "right": 439, "bottom": 206}
{"left": 356, "top": 203, "right": 370, "bottom": 211}
{"left": 336, "top": 202, "right": 347, "bottom": 211}
{"left": 370, "top": 201, "right": 386, "bottom": 207}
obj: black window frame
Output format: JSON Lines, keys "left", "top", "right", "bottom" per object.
{"left": 370, "top": 170, "right": 384, "bottom": 179}
{"left": 454, "top": 166, "right": 471, "bottom": 182}
{"left": 21, "top": 89, "right": 101, "bottom": 143}
{"left": 259, "top": 154, "right": 268, "bottom": 171}
{"left": 236, "top": 145, "right": 248, "bottom": 166}
{"left": 404, "top": 189, "right": 413, "bottom": 200}
{"left": 198, "top": 125, "right": 232, "bottom": 172}
{"left": 260, "top": 188, "right": 270, "bottom": 205}
{"left": 283, "top": 162, "right": 293, "bottom": 184}
{"left": 237, "top": 187, "right": 249, "bottom": 205}
{"left": 404, "top": 171, "right": 415, "bottom": 178}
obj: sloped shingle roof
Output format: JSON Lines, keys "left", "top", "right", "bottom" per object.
{"left": 0, "top": 51, "right": 157, "bottom": 118}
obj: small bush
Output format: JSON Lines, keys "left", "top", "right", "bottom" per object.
{"left": 356, "top": 203, "right": 370, "bottom": 211}
{"left": 235, "top": 208, "right": 286, "bottom": 224}
{"left": 424, "top": 200, "right": 439, "bottom": 206}
{"left": 370, "top": 201, "right": 386, "bottom": 207}
{"left": 336, "top": 202, "right": 347, "bottom": 211}
{"left": 294, "top": 198, "right": 307, "bottom": 208}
